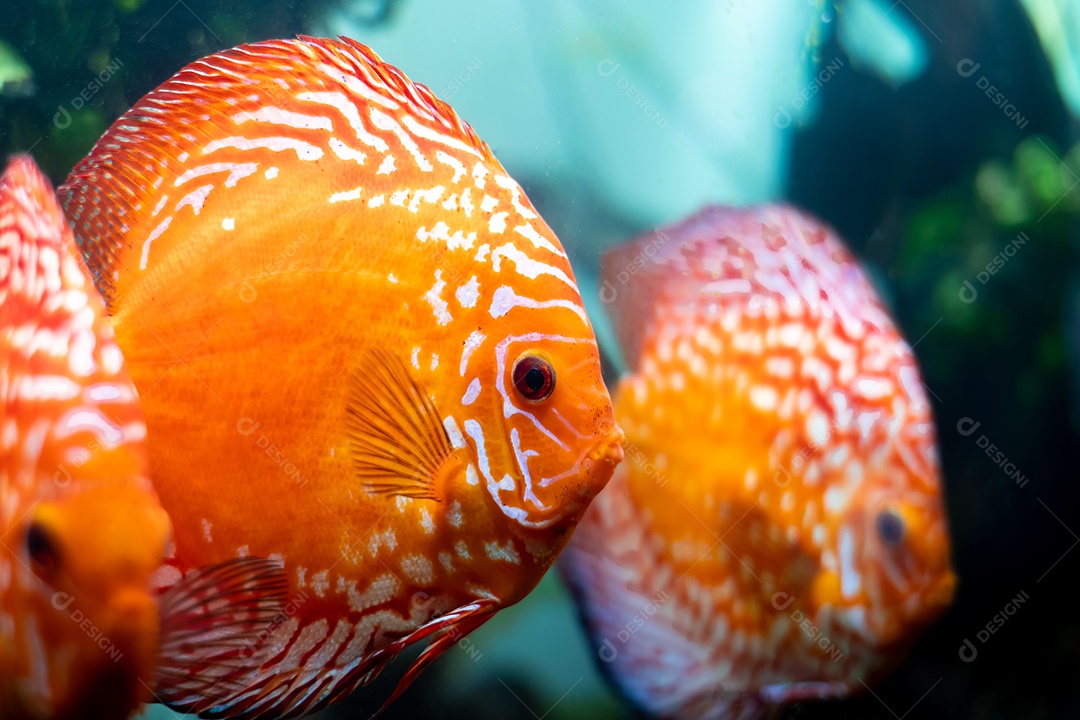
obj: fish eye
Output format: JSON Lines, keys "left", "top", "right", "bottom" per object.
{"left": 512, "top": 354, "right": 556, "bottom": 402}
{"left": 875, "top": 510, "right": 905, "bottom": 547}
{"left": 26, "top": 522, "right": 59, "bottom": 574}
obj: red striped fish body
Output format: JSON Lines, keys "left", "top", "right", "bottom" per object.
{"left": 0, "top": 156, "right": 171, "bottom": 719}
{"left": 561, "top": 205, "right": 955, "bottom": 719}
{"left": 60, "top": 36, "right": 622, "bottom": 718}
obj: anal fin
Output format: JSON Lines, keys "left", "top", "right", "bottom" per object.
{"left": 368, "top": 599, "right": 498, "bottom": 717}
{"left": 170, "top": 598, "right": 500, "bottom": 720}
{"left": 153, "top": 556, "right": 289, "bottom": 711}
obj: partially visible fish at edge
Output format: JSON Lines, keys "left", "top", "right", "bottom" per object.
{"left": 0, "top": 156, "right": 286, "bottom": 720}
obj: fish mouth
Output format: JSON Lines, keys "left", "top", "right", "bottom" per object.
{"left": 924, "top": 570, "right": 958, "bottom": 613}
{"left": 106, "top": 588, "right": 159, "bottom": 662}
{"left": 588, "top": 426, "right": 625, "bottom": 466}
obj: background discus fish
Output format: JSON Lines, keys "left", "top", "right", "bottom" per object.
{"left": 59, "top": 36, "right": 623, "bottom": 718}
{"left": 560, "top": 204, "right": 956, "bottom": 719}
{"left": 0, "top": 156, "right": 286, "bottom": 720}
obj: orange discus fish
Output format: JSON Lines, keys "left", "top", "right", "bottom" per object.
{"left": 560, "top": 205, "right": 955, "bottom": 719}
{"left": 1, "top": 156, "right": 285, "bottom": 720}
{"left": 59, "top": 36, "right": 622, "bottom": 718}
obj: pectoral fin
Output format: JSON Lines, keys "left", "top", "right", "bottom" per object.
{"left": 346, "top": 347, "right": 461, "bottom": 501}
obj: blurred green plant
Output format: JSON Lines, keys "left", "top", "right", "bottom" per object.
{"left": 896, "top": 131, "right": 1078, "bottom": 500}
{"left": 0, "top": 39, "right": 34, "bottom": 97}
{"left": 901, "top": 134, "right": 1079, "bottom": 335}
{"left": 978, "top": 136, "right": 1080, "bottom": 225}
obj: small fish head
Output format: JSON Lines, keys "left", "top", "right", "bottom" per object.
{"left": 811, "top": 470, "right": 956, "bottom": 651}
{"left": 20, "top": 472, "right": 171, "bottom": 714}
{"left": 478, "top": 328, "right": 623, "bottom": 537}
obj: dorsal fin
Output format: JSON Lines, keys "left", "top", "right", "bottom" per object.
{"left": 58, "top": 36, "right": 495, "bottom": 309}
{"left": 0, "top": 155, "right": 67, "bottom": 247}
{"left": 1, "top": 154, "right": 147, "bottom": 450}
{"left": 602, "top": 204, "right": 889, "bottom": 370}
{"left": 601, "top": 206, "right": 762, "bottom": 369}
{"left": 1, "top": 155, "right": 85, "bottom": 312}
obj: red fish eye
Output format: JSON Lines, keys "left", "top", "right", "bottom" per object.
{"left": 26, "top": 522, "right": 59, "bottom": 574}
{"left": 512, "top": 355, "right": 556, "bottom": 402}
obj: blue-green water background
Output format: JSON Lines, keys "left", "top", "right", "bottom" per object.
{"left": 4, "top": 1, "right": 1080, "bottom": 718}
